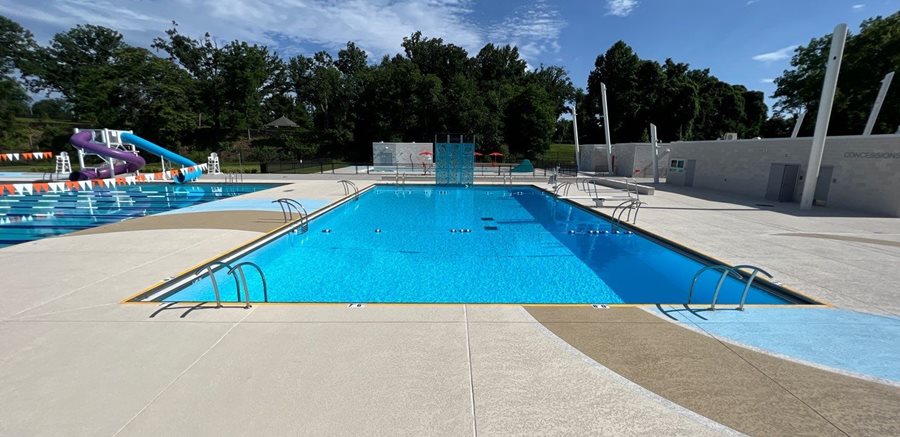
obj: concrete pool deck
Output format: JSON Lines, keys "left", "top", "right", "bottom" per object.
{"left": 0, "top": 175, "right": 898, "bottom": 436}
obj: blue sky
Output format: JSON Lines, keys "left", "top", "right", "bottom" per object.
{"left": 1, "top": 0, "right": 897, "bottom": 109}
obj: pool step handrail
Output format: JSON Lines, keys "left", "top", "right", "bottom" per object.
{"left": 272, "top": 198, "right": 309, "bottom": 231}
{"left": 192, "top": 261, "right": 241, "bottom": 308}
{"left": 689, "top": 264, "right": 774, "bottom": 311}
{"left": 611, "top": 198, "right": 645, "bottom": 230}
{"left": 337, "top": 180, "right": 360, "bottom": 200}
{"left": 191, "top": 261, "right": 268, "bottom": 309}
{"left": 553, "top": 182, "right": 572, "bottom": 197}
{"left": 224, "top": 172, "right": 243, "bottom": 184}
{"left": 227, "top": 261, "right": 268, "bottom": 308}
{"left": 732, "top": 265, "right": 774, "bottom": 311}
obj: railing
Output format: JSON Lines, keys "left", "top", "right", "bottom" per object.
{"left": 272, "top": 198, "right": 309, "bottom": 231}
{"left": 552, "top": 182, "right": 572, "bottom": 196}
{"left": 611, "top": 199, "right": 646, "bottom": 230}
{"left": 688, "top": 264, "right": 774, "bottom": 311}
{"left": 337, "top": 180, "right": 360, "bottom": 200}
{"left": 224, "top": 172, "right": 243, "bottom": 183}
{"left": 192, "top": 261, "right": 268, "bottom": 308}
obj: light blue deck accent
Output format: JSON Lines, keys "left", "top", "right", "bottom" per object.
{"left": 658, "top": 306, "right": 900, "bottom": 383}
{"left": 156, "top": 198, "right": 328, "bottom": 215}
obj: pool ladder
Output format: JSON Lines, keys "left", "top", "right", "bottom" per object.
{"left": 224, "top": 172, "right": 243, "bottom": 183}
{"left": 688, "top": 264, "right": 773, "bottom": 311}
{"left": 337, "top": 180, "right": 360, "bottom": 200}
{"left": 611, "top": 199, "right": 645, "bottom": 231}
{"left": 272, "top": 198, "right": 309, "bottom": 231}
{"left": 553, "top": 182, "right": 572, "bottom": 196}
{"left": 193, "top": 261, "right": 268, "bottom": 309}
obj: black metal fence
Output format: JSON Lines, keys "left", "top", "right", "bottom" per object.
{"left": 259, "top": 159, "right": 578, "bottom": 177}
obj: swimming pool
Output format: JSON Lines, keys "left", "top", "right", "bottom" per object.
{"left": 0, "top": 183, "right": 276, "bottom": 248}
{"left": 144, "top": 185, "right": 810, "bottom": 305}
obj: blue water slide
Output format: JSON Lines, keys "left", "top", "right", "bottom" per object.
{"left": 120, "top": 133, "right": 202, "bottom": 183}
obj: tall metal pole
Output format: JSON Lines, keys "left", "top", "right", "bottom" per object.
{"left": 863, "top": 72, "right": 894, "bottom": 135}
{"left": 791, "top": 109, "right": 807, "bottom": 138}
{"left": 600, "top": 82, "right": 613, "bottom": 175}
{"left": 571, "top": 104, "right": 580, "bottom": 173}
{"left": 650, "top": 123, "right": 660, "bottom": 184}
{"left": 800, "top": 24, "right": 847, "bottom": 210}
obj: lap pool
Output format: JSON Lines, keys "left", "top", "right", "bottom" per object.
{"left": 0, "top": 183, "right": 277, "bottom": 248}
{"left": 141, "top": 185, "right": 813, "bottom": 305}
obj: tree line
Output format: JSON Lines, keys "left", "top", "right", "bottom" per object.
{"left": 1, "top": 12, "right": 897, "bottom": 163}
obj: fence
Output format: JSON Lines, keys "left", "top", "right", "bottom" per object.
{"left": 260, "top": 159, "right": 578, "bottom": 177}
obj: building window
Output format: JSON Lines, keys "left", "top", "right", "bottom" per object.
{"left": 670, "top": 159, "right": 685, "bottom": 173}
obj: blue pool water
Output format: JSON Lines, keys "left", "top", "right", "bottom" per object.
{"left": 0, "top": 183, "right": 276, "bottom": 248}
{"left": 162, "top": 185, "right": 800, "bottom": 305}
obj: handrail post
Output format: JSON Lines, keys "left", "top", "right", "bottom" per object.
{"left": 207, "top": 265, "right": 222, "bottom": 308}
{"left": 737, "top": 270, "right": 760, "bottom": 311}
{"left": 709, "top": 269, "right": 732, "bottom": 311}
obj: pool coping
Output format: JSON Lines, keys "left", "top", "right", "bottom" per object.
{"left": 124, "top": 183, "right": 824, "bottom": 306}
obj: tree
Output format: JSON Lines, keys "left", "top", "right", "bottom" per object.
{"left": 774, "top": 12, "right": 900, "bottom": 135}
{"left": 31, "top": 99, "right": 73, "bottom": 120}
{"left": 0, "top": 16, "right": 37, "bottom": 148}
{"left": 505, "top": 83, "right": 556, "bottom": 157}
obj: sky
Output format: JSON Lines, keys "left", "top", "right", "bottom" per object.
{"left": 1, "top": 0, "right": 897, "bottom": 109}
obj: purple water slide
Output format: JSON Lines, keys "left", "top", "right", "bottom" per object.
{"left": 68, "top": 131, "right": 146, "bottom": 181}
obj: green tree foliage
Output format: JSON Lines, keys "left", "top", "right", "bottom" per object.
{"left": 0, "top": 16, "right": 36, "bottom": 148}
{"left": 586, "top": 41, "right": 767, "bottom": 142}
{"left": 31, "top": 99, "right": 72, "bottom": 120}
{"left": 774, "top": 12, "right": 900, "bottom": 135}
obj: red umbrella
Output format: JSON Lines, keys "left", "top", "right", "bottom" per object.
{"left": 488, "top": 152, "right": 503, "bottom": 157}
{"left": 419, "top": 151, "right": 433, "bottom": 156}
{"left": 474, "top": 152, "right": 483, "bottom": 157}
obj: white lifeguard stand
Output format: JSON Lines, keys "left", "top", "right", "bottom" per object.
{"left": 54, "top": 152, "right": 72, "bottom": 175}
{"left": 207, "top": 153, "right": 222, "bottom": 174}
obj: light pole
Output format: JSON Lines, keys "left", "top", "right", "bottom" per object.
{"left": 569, "top": 103, "right": 580, "bottom": 173}
{"left": 650, "top": 123, "right": 660, "bottom": 184}
{"left": 800, "top": 23, "right": 847, "bottom": 210}
{"left": 600, "top": 82, "right": 613, "bottom": 175}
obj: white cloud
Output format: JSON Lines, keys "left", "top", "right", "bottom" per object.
{"left": 752, "top": 45, "right": 799, "bottom": 62}
{"left": 746, "top": 0, "right": 760, "bottom": 5}
{"left": 0, "top": 0, "right": 486, "bottom": 58}
{"left": 852, "top": 4, "right": 866, "bottom": 9}
{"left": 3, "top": 0, "right": 569, "bottom": 64}
{"left": 606, "top": 0, "right": 638, "bottom": 17}
{"left": 761, "top": 78, "right": 775, "bottom": 84}
{"left": 488, "top": 0, "right": 566, "bottom": 61}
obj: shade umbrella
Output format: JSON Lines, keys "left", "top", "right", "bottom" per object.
{"left": 488, "top": 151, "right": 503, "bottom": 166}
{"left": 474, "top": 152, "right": 483, "bottom": 157}
{"left": 418, "top": 151, "right": 433, "bottom": 156}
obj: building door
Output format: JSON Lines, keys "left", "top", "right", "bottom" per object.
{"left": 766, "top": 163, "right": 799, "bottom": 202}
{"left": 683, "top": 160, "right": 696, "bottom": 187}
{"left": 814, "top": 166, "right": 834, "bottom": 206}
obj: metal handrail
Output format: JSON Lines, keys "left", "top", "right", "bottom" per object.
{"left": 732, "top": 265, "right": 774, "bottom": 311}
{"left": 227, "top": 261, "right": 268, "bottom": 308}
{"left": 688, "top": 265, "right": 743, "bottom": 308}
{"left": 192, "top": 261, "right": 241, "bottom": 308}
{"left": 689, "top": 264, "right": 774, "bottom": 310}
{"left": 553, "top": 182, "right": 572, "bottom": 196}
{"left": 611, "top": 199, "right": 645, "bottom": 230}
{"left": 337, "top": 180, "right": 360, "bottom": 200}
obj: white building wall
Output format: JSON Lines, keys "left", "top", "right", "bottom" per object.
{"left": 666, "top": 135, "right": 900, "bottom": 217}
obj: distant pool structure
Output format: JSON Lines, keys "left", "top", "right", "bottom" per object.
{"left": 0, "top": 183, "right": 277, "bottom": 248}
{"left": 141, "top": 185, "right": 813, "bottom": 305}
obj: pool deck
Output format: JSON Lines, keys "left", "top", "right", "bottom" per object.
{"left": 0, "top": 174, "right": 898, "bottom": 436}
